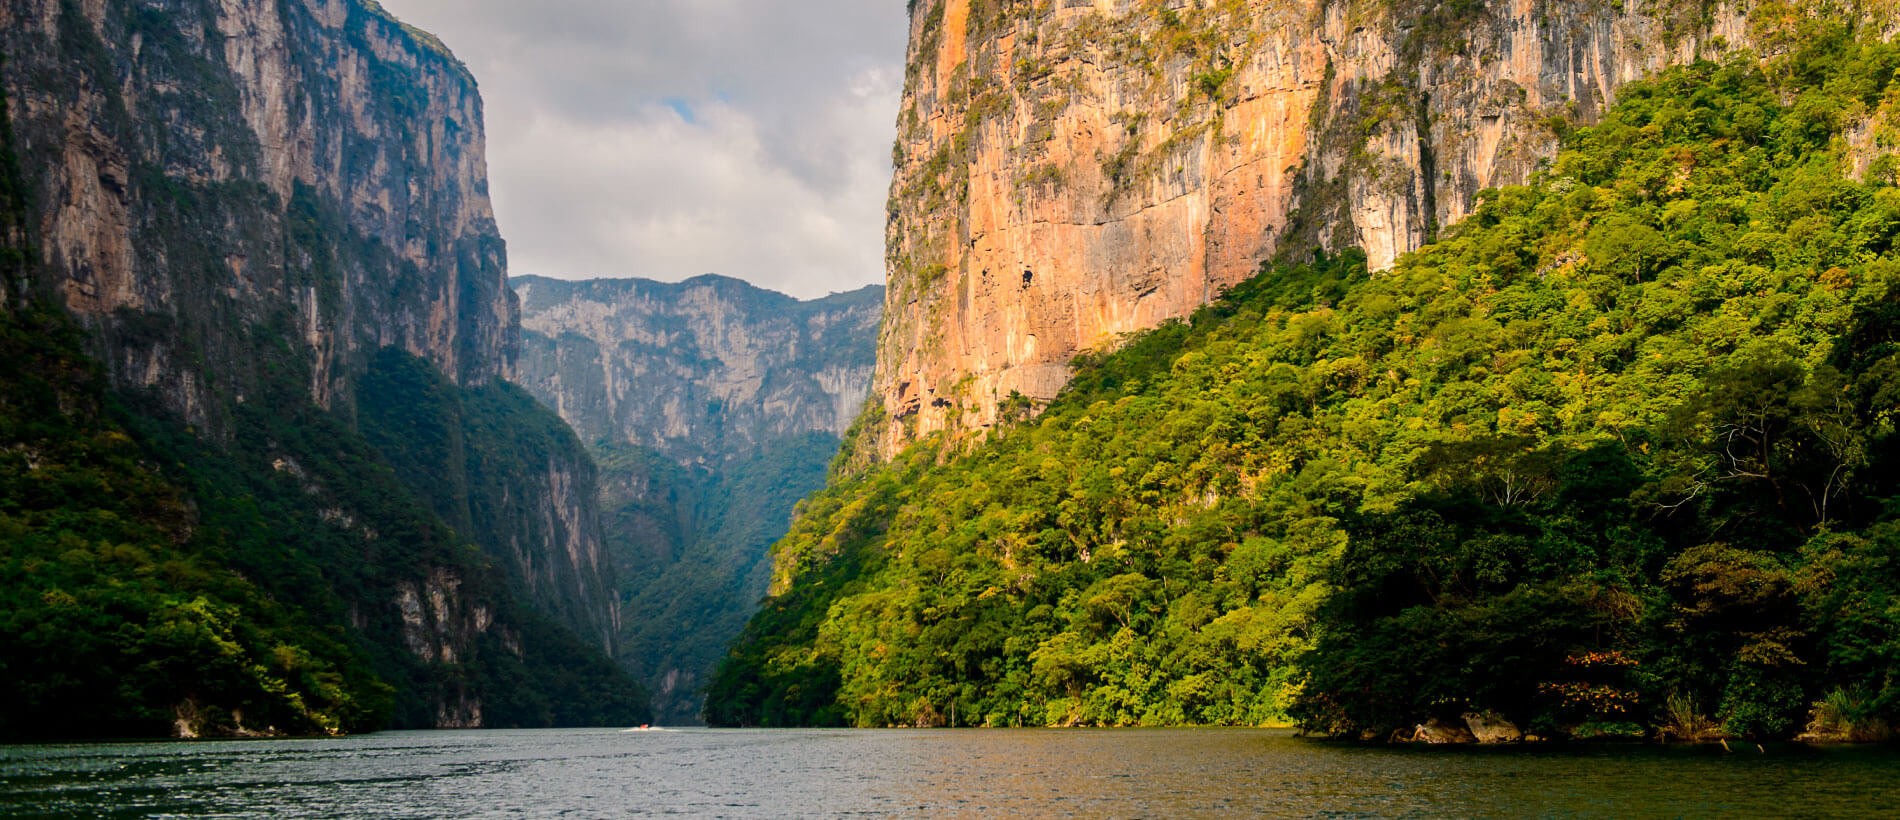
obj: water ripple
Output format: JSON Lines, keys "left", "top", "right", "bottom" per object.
{"left": 4, "top": 728, "right": 1900, "bottom": 818}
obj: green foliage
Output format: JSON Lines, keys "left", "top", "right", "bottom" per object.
{"left": 704, "top": 448, "right": 919, "bottom": 727}
{"left": 1192, "top": 64, "right": 1234, "bottom": 99}
{"left": 112, "top": 341, "right": 648, "bottom": 732}
{"left": 0, "top": 303, "right": 390, "bottom": 738}
{"left": 711, "top": 36, "right": 1900, "bottom": 739}
{"left": 353, "top": 347, "right": 652, "bottom": 727}
{"left": 601, "top": 433, "right": 840, "bottom": 724}
{"left": 358, "top": 346, "right": 476, "bottom": 530}
{"left": 0, "top": 68, "right": 382, "bottom": 739}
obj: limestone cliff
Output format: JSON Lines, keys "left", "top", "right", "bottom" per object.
{"left": 0, "top": 0, "right": 635, "bottom": 729}
{"left": 512, "top": 273, "right": 882, "bottom": 724}
{"left": 514, "top": 274, "right": 882, "bottom": 465}
{"left": 876, "top": 0, "right": 1861, "bottom": 455}
{"left": 2, "top": 0, "right": 517, "bottom": 414}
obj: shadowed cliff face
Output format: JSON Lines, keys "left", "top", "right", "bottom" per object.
{"left": 512, "top": 274, "right": 882, "bottom": 724}
{"left": 355, "top": 347, "right": 622, "bottom": 657}
{"left": 0, "top": 0, "right": 516, "bottom": 428}
{"left": 0, "top": 0, "right": 638, "bottom": 730}
{"left": 874, "top": 0, "right": 1841, "bottom": 456}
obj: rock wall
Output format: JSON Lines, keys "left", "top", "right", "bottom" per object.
{"left": 874, "top": 0, "right": 1826, "bottom": 455}
{"left": 393, "top": 567, "right": 499, "bottom": 728}
{"left": 514, "top": 274, "right": 882, "bottom": 465}
{"left": 0, "top": 0, "right": 632, "bottom": 726}
{"left": 354, "top": 345, "right": 623, "bottom": 657}
{"left": 460, "top": 382, "right": 622, "bottom": 655}
{"left": 0, "top": 0, "right": 516, "bottom": 428}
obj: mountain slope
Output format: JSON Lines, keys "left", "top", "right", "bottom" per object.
{"left": 514, "top": 275, "right": 881, "bottom": 463}
{"left": 710, "top": 29, "right": 1900, "bottom": 741}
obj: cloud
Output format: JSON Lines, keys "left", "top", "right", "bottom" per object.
{"left": 373, "top": 0, "right": 907, "bottom": 298}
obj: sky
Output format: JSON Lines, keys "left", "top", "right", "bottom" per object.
{"left": 374, "top": 0, "right": 909, "bottom": 299}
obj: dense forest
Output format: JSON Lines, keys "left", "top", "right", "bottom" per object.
{"left": 709, "top": 27, "right": 1900, "bottom": 742}
{"left": 0, "top": 305, "right": 649, "bottom": 737}
{"left": 0, "top": 77, "right": 373, "bottom": 735}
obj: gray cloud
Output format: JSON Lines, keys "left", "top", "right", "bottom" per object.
{"left": 374, "top": 0, "right": 907, "bottom": 298}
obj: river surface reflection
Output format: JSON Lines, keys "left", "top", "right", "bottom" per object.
{"left": 4, "top": 727, "right": 1899, "bottom": 818}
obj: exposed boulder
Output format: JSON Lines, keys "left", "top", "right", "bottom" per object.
{"left": 1463, "top": 712, "right": 1524, "bottom": 744}
{"left": 1411, "top": 718, "right": 1476, "bottom": 744}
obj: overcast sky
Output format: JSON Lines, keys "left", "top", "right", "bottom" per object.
{"left": 374, "top": 0, "right": 908, "bottom": 299}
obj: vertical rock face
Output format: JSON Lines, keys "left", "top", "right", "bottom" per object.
{"left": 514, "top": 274, "right": 883, "bottom": 465}
{"left": 1, "top": 0, "right": 516, "bottom": 428}
{"left": 512, "top": 273, "right": 883, "bottom": 724}
{"left": 1, "top": 0, "right": 638, "bottom": 727}
{"left": 876, "top": 0, "right": 1784, "bottom": 455}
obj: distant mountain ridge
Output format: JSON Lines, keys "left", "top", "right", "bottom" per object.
{"left": 514, "top": 274, "right": 881, "bottom": 465}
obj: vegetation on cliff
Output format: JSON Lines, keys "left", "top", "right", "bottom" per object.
{"left": 0, "top": 74, "right": 377, "bottom": 734}
{"left": 0, "top": 286, "right": 390, "bottom": 739}
{"left": 4, "top": 67, "right": 348, "bottom": 737}
{"left": 600, "top": 434, "right": 839, "bottom": 724}
{"left": 0, "top": 306, "right": 651, "bottom": 738}
{"left": 0, "top": 61, "right": 647, "bottom": 738}
{"left": 710, "top": 29, "right": 1900, "bottom": 741}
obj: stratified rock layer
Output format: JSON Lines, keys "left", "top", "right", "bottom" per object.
{"left": 875, "top": 0, "right": 1805, "bottom": 455}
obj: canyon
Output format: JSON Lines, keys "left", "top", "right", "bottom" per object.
{"left": 711, "top": 9, "right": 1900, "bottom": 732}
{"left": 514, "top": 275, "right": 880, "bottom": 467}
{"left": 513, "top": 274, "right": 881, "bottom": 724}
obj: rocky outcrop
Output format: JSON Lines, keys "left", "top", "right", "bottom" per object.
{"left": 393, "top": 567, "right": 499, "bottom": 728}
{"left": 1410, "top": 717, "right": 1478, "bottom": 744}
{"left": 514, "top": 274, "right": 882, "bottom": 465}
{"left": 461, "top": 386, "right": 622, "bottom": 655}
{"left": 1463, "top": 711, "right": 1525, "bottom": 743}
{"left": 873, "top": 0, "right": 1845, "bottom": 455}
{"left": 353, "top": 341, "right": 622, "bottom": 658}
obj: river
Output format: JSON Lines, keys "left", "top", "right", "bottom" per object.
{"left": 4, "top": 728, "right": 1898, "bottom": 818}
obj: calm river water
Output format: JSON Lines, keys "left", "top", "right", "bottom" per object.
{"left": 4, "top": 727, "right": 1899, "bottom": 818}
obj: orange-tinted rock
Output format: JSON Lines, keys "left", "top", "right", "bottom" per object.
{"left": 872, "top": 0, "right": 1797, "bottom": 456}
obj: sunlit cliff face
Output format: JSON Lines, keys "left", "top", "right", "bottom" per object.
{"left": 872, "top": 0, "right": 1764, "bottom": 457}
{"left": 513, "top": 275, "right": 882, "bottom": 464}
